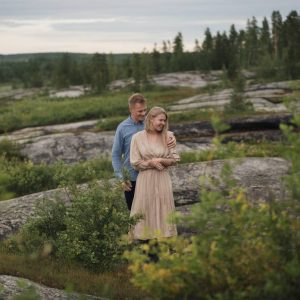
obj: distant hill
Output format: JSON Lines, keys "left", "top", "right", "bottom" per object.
{"left": 0, "top": 52, "right": 131, "bottom": 63}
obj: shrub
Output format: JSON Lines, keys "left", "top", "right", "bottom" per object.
{"left": 8, "top": 180, "right": 140, "bottom": 271}
{"left": 0, "top": 138, "right": 24, "bottom": 161}
{"left": 125, "top": 114, "right": 300, "bottom": 300}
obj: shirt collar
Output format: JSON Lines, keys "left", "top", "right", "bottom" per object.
{"left": 129, "top": 115, "right": 144, "bottom": 125}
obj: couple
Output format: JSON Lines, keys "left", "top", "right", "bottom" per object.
{"left": 112, "top": 93, "right": 179, "bottom": 241}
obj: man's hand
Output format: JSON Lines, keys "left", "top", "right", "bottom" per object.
{"left": 122, "top": 180, "right": 132, "bottom": 192}
{"left": 149, "top": 158, "right": 165, "bottom": 170}
{"left": 167, "top": 132, "right": 176, "bottom": 148}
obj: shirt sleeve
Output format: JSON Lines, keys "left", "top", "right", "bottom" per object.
{"left": 112, "top": 125, "right": 123, "bottom": 179}
{"left": 167, "top": 133, "right": 180, "bottom": 163}
{"left": 130, "top": 134, "right": 152, "bottom": 171}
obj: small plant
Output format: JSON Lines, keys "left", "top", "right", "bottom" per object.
{"left": 224, "top": 73, "right": 254, "bottom": 114}
{"left": 7, "top": 180, "right": 141, "bottom": 271}
{"left": 125, "top": 113, "right": 300, "bottom": 300}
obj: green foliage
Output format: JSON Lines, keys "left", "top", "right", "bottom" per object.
{"left": 7, "top": 181, "right": 140, "bottom": 271}
{"left": 224, "top": 74, "right": 254, "bottom": 114}
{"left": 125, "top": 113, "right": 300, "bottom": 300}
{"left": 0, "top": 88, "right": 198, "bottom": 133}
{"left": 13, "top": 280, "right": 41, "bottom": 300}
{"left": 0, "top": 156, "right": 113, "bottom": 201}
{"left": 179, "top": 140, "right": 282, "bottom": 164}
{"left": 0, "top": 138, "right": 24, "bottom": 160}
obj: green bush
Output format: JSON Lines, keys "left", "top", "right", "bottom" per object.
{"left": 0, "top": 157, "right": 113, "bottom": 200}
{"left": 7, "top": 181, "right": 140, "bottom": 271}
{"left": 0, "top": 138, "right": 24, "bottom": 161}
{"left": 125, "top": 114, "right": 300, "bottom": 300}
{"left": 6, "top": 161, "right": 57, "bottom": 196}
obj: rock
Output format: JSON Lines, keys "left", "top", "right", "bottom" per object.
{"left": 170, "top": 113, "right": 292, "bottom": 139}
{"left": 0, "top": 158, "right": 289, "bottom": 240}
{"left": 19, "top": 132, "right": 115, "bottom": 164}
{"left": 49, "top": 86, "right": 90, "bottom": 98}
{"left": 0, "top": 275, "right": 105, "bottom": 299}
{"left": 0, "top": 120, "right": 99, "bottom": 143}
{"left": 0, "top": 114, "right": 292, "bottom": 164}
{"left": 169, "top": 81, "right": 294, "bottom": 113}
{"left": 108, "top": 71, "right": 222, "bottom": 90}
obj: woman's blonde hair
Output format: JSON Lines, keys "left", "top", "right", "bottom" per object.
{"left": 145, "top": 107, "right": 169, "bottom": 140}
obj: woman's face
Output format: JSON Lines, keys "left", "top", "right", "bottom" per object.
{"left": 150, "top": 113, "right": 167, "bottom": 132}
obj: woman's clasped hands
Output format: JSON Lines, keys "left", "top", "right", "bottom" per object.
{"left": 148, "top": 158, "right": 165, "bottom": 170}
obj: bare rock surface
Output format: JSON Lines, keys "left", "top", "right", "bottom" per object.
{"left": 0, "top": 120, "right": 99, "bottom": 143}
{"left": 19, "top": 132, "right": 115, "bottom": 164}
{"left": 0, "top": 114, "right": 292, "bottom": 164}
{"left": 169, "top": 81, "right": 297, "bottom": 113}
{"left": 0, "top": 275, "right": 105, "bottom": 299}
{"left": 108, "top": 70, "right": 256, "bottom": 90}
{"left": 0, "top": 158, "right": 289, "bottom": 241}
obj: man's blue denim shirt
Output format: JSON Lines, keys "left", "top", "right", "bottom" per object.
{"left": 112, "top": 116, "right": 144, "bottom": 181}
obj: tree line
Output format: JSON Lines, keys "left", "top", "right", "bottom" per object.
{"left": 0, "top": 10, "right": 299, "bottom": 92}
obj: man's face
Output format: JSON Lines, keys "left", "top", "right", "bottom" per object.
{"left": 129, "top": 102, "right": 147, "bottom": 122}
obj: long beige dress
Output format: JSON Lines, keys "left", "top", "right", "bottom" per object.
{"left": 129, "top": 130, "right": 179, "bottom": 240}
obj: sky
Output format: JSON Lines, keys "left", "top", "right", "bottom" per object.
{"left": 0, "top": 0, "right": 298, "bottom": 54}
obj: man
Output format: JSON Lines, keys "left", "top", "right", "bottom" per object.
{"left": 112, "top": 93, "right": 176, "bottom": 210}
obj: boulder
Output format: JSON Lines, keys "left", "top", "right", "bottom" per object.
{"left": 0, "top": 275, "right": 104, "bottom": 299}
{"left": 169, "top": 81, "right": 294, "bottom": 113}
{"left": 0, "top": 158, "right": 289, "bottom": 240}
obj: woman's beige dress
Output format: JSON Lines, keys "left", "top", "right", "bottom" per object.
{"left": 129, "top": 130, "right": 179, "bottom": 240}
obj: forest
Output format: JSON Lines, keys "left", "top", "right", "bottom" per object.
{"left": 0, "top": 10, "right": 300, "bottom": 91}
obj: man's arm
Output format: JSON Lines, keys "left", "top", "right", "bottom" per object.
{"left": 112, "top": 126, "right": 123, "bottom": 180}
{"left": 167, "top": 131, "right": 176, "bottom": 148}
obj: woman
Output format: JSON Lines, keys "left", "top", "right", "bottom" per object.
{"left": 129, "top": 107, "right": 179, "bottom": 240}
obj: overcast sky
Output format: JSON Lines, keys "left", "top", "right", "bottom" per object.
{"left": 0, "top": 0, "right": 297, "bottom": 54}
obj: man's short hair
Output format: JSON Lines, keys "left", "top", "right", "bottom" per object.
{"left": 128, "top": 93, "right": 147, "bottom": 106}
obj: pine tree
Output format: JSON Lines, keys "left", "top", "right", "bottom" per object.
{"left": 227, "top": 24, "right": 240, "bottom": 79}
{"left": 271, "top": 11, "right": 283, "bottom": 59}
{"left": 172, "top": 32, "right": 184, "bottom": 71}
{"left": 160, "top": 40, "right": 172, "bottom": 73}
{"left": 282, "top": 10, "right": 300, "bottom": 78}
{"left": 260, "top": 17, "right": 272, "bottom": 57}
{"left": 201, "top": 28, "right": 213, "bottom": 71}
{"left": 52, "top": 53, "right": 72, "bottom": 88}
{"left": 245, "top": 17, "right": 260, "bottom": 66}
{"left": 108, "top": 53, "right": 117, "bottom": 82}
{"left": 90, "top": 53, "right": 109, "bottom": 93}
{"left": 151, "top": 44, "right": 161, "bottom": 74}
{"left": 131, "top": 53, "right": 141, "bottom": 91}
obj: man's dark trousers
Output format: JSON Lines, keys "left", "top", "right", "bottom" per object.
{"left": 124, "top": 181, "right": 136, "bottom": 211}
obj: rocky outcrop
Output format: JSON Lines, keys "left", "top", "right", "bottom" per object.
{"left": 108, "top": 70, "right": 256, "bottom": 90}
{"left": 0, "top": 114, "right": 292, "bottom": 164}
{"left": 169, "top": 81, "right": 294, "bottom": 113}
{"left": 19, "top": 132, "right": 115, "bottom": 164}
{"left": 109, "top": 71, "right": 223, "bottom": 90}
{"left": 0, "top": 158, "right": 289, "bottom": 240}
{"left": 0, "top": 275, "right": 104, "bottom": 299}
{"left": 171, "top": 113, "right": 292, "bottom": 142}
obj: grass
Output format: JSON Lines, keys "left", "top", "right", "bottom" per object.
{"left": 0, "top": 84, "right": 12, "bottom": 93}
{"left": 0, "top": 88, "right": 199, "bottom": 133}
{"left": 0, "top": 250, "right": 147, "bottom": 299}
{"left": 179, "top": 140, "right": 284, "bottom": 164}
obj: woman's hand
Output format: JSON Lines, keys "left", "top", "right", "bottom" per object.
{"left": 149, "top": 158, "right": 165, "bottom": 170}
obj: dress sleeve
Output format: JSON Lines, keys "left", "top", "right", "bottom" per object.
{"left": 130, "top": 134, "right": 152, "bottom": 171}
{"left": 168, "top": 146, "right": 180, "bottom": 163}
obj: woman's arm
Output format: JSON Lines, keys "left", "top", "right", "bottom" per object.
{"left": 130, "top": 135, "right": 152, "bottom": 171}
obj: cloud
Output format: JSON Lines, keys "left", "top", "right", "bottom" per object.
{"left": 0, "top": 0, "right": 298, "bottom": 54}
